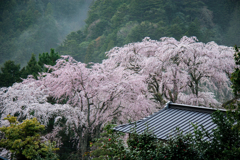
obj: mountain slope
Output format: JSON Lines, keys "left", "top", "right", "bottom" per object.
{"left": 57, "top": 0, "right": 240, "bottom": 63}
{"left": 0, "top": 0, "right": 93, "bottom": 66}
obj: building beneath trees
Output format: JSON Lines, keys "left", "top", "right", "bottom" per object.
{"left": 0, "top": 156, "right": 8, "bottom": 160}
{"left": 113, "top": 101, "right": 226, "bottom": 141}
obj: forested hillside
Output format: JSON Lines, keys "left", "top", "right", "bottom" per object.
{"left": 1, "top": 0, "right": 240, "bottom": 159}
{"left": 57, "top": 0, "right": 240, "bottom": 63}
{"left": 1, "top": 0, "right": 240, "bottom": 65}
{"left": 0, "top": 37, "right": 236, "bottom": 160}
{"left": 0, "top": 0, "right": 93, "bottom": 66}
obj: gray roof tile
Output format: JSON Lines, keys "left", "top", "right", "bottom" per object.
{"left": 113, "top": 102, "right": 226, "bottom": 141}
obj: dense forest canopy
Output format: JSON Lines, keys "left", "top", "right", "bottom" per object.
{"left": 0, "top": 36, "right": 236, "bottom": 159}
{"left": 0, "top": 0, "right": 93, "bottom": 66}
{"left": 57, "top": 0, "right": 240, "bottom": 63}
{"left": 1, "top": 0, "right": 240, "bottom": 66}
{"left": 1, "top": 0, "right": 240, "bottom": 159}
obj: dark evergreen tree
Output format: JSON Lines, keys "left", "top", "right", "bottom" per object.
{"left": 20, "top": 66, "right": 28, "bottom": 79}
{"left": 231, "top": 46, "right": 240, "bottom": 97}
{"left": 38, "top": 48, "right": 60, "bottom": 72}
{"left": 0, "top": 60, "right": 21, "bottom": 87}
{"left": 25, "top": 53, "right": 41, "bottom": 79}
{"left": 106, "top": 40, "right": 115, "bottom": 51}
{"left": 85, "top": 43, "right": 94, "bottom": 63}
{"left": 0, "top": 0, "right": 92, "bottom": 66}
{"left": 111, "top": 3, "right": 129, "bottom": 28}
{"left": 225, "top": 5, "right": 240, "bottom": 46}
{"left": 203, "top": 111, "right": 240, "bottom": 159}
{"left": 59, "top": 0, "right": 240, "bottom": 64}
{"left": 92, "top": 111, "right": 240, "bottom": 160}
{"left": 185, "top": 18, "right": 202, "bottom": 40}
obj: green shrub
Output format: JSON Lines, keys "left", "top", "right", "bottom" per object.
{"left": 91, "top": 110, "right": 240, "bottom": 160}
{"left": 0, "top": 115, "right": 59, "bottom": 160}
{"left": 90, "top": 123, "right": 125, "bottom": 160}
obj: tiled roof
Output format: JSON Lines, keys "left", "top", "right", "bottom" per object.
{"left": 0, "top": 156, "right": 8, "bottom": 160}
{"left": 113, "top": 102, "right": 226, "bottom": 141}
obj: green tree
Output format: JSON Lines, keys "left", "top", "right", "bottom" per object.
{"left": 45, "top": 2, "right": 53, "bottom": 17}
{"left": 185, "top": 18, "right": 202, "bottom": 40}
{"left": 85, "top": 43, "right": 94, "bottom": 63}
{"left": 91, "top": 124, "right": 125, "bottom": 160}
{"left": 204, "top": 111, "right": 240, "bottom": 159}
{"left": 111, "top": 3, "right": 129, "bottom": 28}
{"left": 125, "top": 21, "right": 158, "bottom": 43}
{"left": 126, "top": 127, "right": 158, "bottom": 159}
{"left": 225, "top": 6, "right": 240, "bottom": 46}
{"left": 168, "top": 16, "right": 186, "bottom": 40}
{"left": 0, "top": 115, "right": 59, "bottom": 160}
{"left": 226, "top": 45, "right": 240, "bottom": 131}
{"left": 54, "top": 0, "right": 240, "bottom": 66}
{"left": 25, "top": 53, "right": 41, "bottom": 79}
{"left": 92, "top": 111, "right": 240, "bottom": 160}
{"left": 106, "top": 40, "right": 115, "bottom": 51}
{"left": 90, "top": 19, "right": 109, "bottom": 39}
{"left": 231, "top": 46, "right": 240, "bottom": 97}
{"left": 20, "top": 66, "right": 29, "bottom": 79}
{"left": 0, "top": 60, "right": 21, "bottom": 87}
{"left": 56, "top": 30, "right": 86, "bottom": 62}
{"left": 38, "top": 48, "right": 60, "bottom": 72}
{"left": 129, "top": 0, "right": 150, "bottom": 22}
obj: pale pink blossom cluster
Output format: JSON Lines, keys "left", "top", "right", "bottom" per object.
{"left": 0, "top": 36, "right": 235, "bottom": 153}
{"left": 0, "top": 81, "right": 85, "bottom": 139}
{"left": 105, "top": 36, "right": 235, "bottom": 107}
{"left": 40, "top": 55, "right": 156, "bottom": 129}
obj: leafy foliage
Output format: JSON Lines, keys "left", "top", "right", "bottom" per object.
{"left": 34, "top": 142, "right": 59, "bottom": 160}
{"left": 1, "top": 0, "right": 239, "bottom": 68}
{"left": 126, "top": 127, "right": 157, "bottom": 159}
{"left": 0, "top": 60, "right": 22, "bottom": 87}
{"left": 24, "top": 53, "right": 41, "bottom": 79}
{"left": 0, "top": 36, "right": 235, "bottom": 158}
{"left": 0, "top": 81, "right": 85, "bottom": 159}
{"left": 38, "top": 48, "right": 60, "bottom": 72}
{"left": 91, "top": 124, "right": 125, "bottom": 160}
{"left": 92, "top": 111, "right": 240, "bottom": 160}
{"left": 204, "top": 111, "right": 240, "bottom": 159}
{"left": 231, "top": 45, "right": 240, "bottom": 96}
{"left": 0, "top": 115, "right": 59, "bottom": 160}
{"left": 0, "top": 49, "right": 60, "bottom": 87}
{"left": 57, "top": 0, "right": 240, "bottom": 63}
{"left": 0, "top": 0, "right": 93, "bottom": 66}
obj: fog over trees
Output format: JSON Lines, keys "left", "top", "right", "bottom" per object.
{"left": 1, "top": 0, "right": 240, "bottom": 66}
{"left": 0, "top": 36, "right": 236, "bottom": 159}
{"left": 0, "top": 0, "right": 93, "bottom": 66}
{"left": 57, "top": 0, "right": 240, "bottom": 63}
{"left": 1, "top": 0, "right": 240, "bottom": 159}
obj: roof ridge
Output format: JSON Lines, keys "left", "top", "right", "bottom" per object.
{"left": 113, "top": 102, "right": 226, "bottom": 130}
{"left": 113, "top": 102, "right": 225, "bottom": 140}
{"left": 113, "top": 107, "right": 166, "bottom": 129}
{"left": 169, "top": 102, "right": 227, "bottom": 113}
